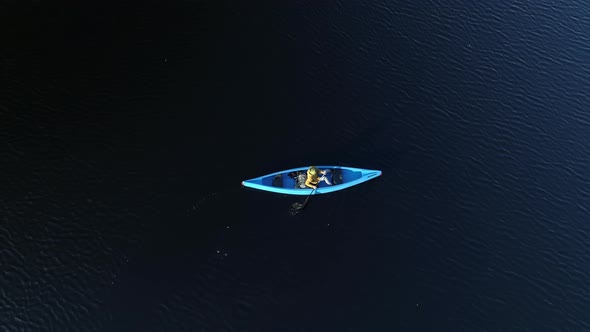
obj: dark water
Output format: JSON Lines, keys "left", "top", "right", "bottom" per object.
{"left": 4, "top": 0, "right": 590, "bottom": 331}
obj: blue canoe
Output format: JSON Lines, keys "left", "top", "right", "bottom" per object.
{"left": 242, "top": 166, "right": 382, "bottom": 195}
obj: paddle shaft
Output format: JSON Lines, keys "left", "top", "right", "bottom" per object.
{"left": 301, "top": 186, "right": 317, "bottom": 207}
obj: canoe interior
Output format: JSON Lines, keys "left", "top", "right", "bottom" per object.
{"left": 261, "top": 167, "right": 362, "bottom": 189}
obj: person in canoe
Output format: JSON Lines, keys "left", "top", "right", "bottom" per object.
{"left": 305, "top": 166, "right": 331, "bottom": 189}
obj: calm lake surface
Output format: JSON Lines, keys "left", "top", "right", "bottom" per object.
{"left": 3, "top": 0, "right": 589, "bottom": 331}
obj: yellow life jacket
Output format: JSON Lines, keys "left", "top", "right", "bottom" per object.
{"left": 305, "top": 169, "right": 320, "bottom": 187}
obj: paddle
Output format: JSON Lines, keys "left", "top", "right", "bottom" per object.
{"left": 289, "top": 186, "right": 317, "bottom": 216}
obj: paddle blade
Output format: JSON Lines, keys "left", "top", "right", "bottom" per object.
{"left": 288, "top": 192, "right": 313, "bottom": 216}
{"left": 289, "top": 202, "right": 304, "bottom": 216}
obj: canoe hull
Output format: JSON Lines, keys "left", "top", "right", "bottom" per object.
{"left": 242, "top": 166, "right": 381, "bottom": 195}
